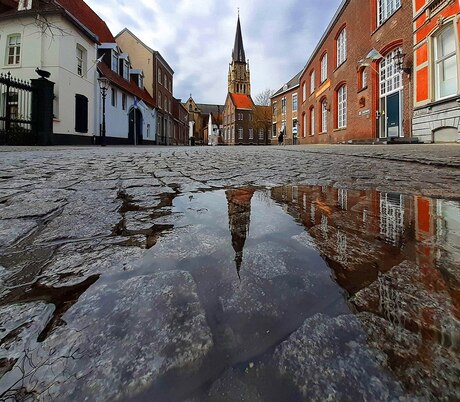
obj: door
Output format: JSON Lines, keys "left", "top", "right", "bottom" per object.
{"left": 386, "top": 92, "right": 400, "bottom": 138}
{"left": 129, "top": 108, "right": 143, "bottom": 145}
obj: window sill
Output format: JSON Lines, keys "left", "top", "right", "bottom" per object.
{"left": 334, "top": 127, "right": 347, "bottom": 132}
{"left": 372, "top": 6, "right": 402, "bottom": 35}
{"left": 334, "top": 60, "right": 347, "bottom": 73}
{"left": 357, "top": 86, "right": 368, "bottom": 94}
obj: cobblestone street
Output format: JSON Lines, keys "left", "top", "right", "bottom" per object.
{"left": 1, "top": 144, "right": 459, "bottom": 401}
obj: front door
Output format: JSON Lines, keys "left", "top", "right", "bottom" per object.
{"left": 386, "top": 92, "right": 400, "bottom": 138}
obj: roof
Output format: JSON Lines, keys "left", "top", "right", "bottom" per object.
{"left": 115, "top": 28, "right": 174, "bottom": 75}
{"left": 232, "top": 15, "right": 246, "bottom": 63}
{"left": 195, "top": 103, "right": 224, "bottom": 115}
{"left": 272, "top": 70, "right": 302, "bottom": 98}
{"left": 229, "top": 93, "right": 254, "bottom": 110}
{"left": 98, "top": 63, "right": 156, "bottom": 108}
{"left": 56, "top": 0, "right": 115, "bottom": 43}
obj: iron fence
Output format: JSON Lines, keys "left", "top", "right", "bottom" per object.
{"left": 0, "top": 72, "right": 35, "bottom": 145}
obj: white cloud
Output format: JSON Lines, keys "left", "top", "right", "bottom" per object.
{"left": 85, "top": 0, "right": 342, "bottom": 104}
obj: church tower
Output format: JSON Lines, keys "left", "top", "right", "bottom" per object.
{"left": 228, "top": 14, "right": 251, "bottom": 96}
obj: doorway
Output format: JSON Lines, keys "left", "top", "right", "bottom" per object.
{"left": 129, "top": 108, "right": 143, "bottom": 145}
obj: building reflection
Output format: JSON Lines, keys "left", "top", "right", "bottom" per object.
{"left": 226, "top": 188, "right": 255, "bottom": 279}
{"left": 270, "top": 185, "right": 460, "bottom": 348}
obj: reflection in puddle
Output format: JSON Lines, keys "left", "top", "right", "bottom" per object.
{"left": 0, "top": 185, "right": 459, "bottom": 401}
{"left": 226, "top": 188, "right": 255, "bottom": 279}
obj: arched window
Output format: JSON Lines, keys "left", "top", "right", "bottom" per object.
{"left": 302, "top": 112, "right": 307, "bottom": 138}
{"left": 337, "top": 85, "right": 347, "bottom": 129}
{"left": 336, "top": 28, "right": 347, "bottom": 67}
{"left": 321, "top": 98, "right": 328, "bottom": 133}
{"left": 320, "top": 53, "right": 328, "bottom": 83}
{"left": 310, "top": 70, "right": 315, "bottom": 94}
{"left": 310, "top": 107, "right": 315, "bottom": 136}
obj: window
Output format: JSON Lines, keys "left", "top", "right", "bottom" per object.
{"left": 302, "top": 82, "right": 307, "bottom": 102}
{"left": 321, "top": 99, "right": 328, "bottom": 133}
{"left": 164, "top": 74, "right": 167, "bottom": 87}
{"left": 147, "top": 124, "right": 151, "bottom": 138}
{"left": 337, "top": 85, "right": 347, "bottom": 128}
{"left": 158, "top": 93, "right": 162, "bottom": 108}
{"left": 123, "top": 60, "right": 129, "bottom": 80}
{"left": 122, "top": 93, "right": 127, "bottom": 110}
{"left": 273, "top": 102, "right": 277, "bottom": 115}
{"left": 259, "top": 129, "right": 264, "bottom": 140}
{"left": 158, "top": 68, "right": 161, "bottom": 83}
{"left": 111, "top": 51, "right": 119, "bottom": 73}
{"left": 292, "top": 94, "right": 298, "bottom": 112}
{"left": 292, "top": 118, "right": 298, "bottom": 134}
{"left": 75, "top": 94, "right": 88, "bottom": 133}
{"left": 249, "top": 128, "right": 253, "bottom": 139}
{"left": 377, "top": 0, "right": 401, "bottom": 26}
{"left": 302, "top": 113, "right": 307, "bottom": 137}
{"left": 310, "top": 107, "right": 315, "bottom": 136}
{"left": 281, "top": 97, "right": 286, "bottom": 114}
{"left": 380, "top": 48, "right": 402, "bottom": 96}
{"left": 7, "top": 34, "right": 21, "bottom": 65}
{"left": 435, "top": 25, "right": 458, "bottom": 100}
{"left": 111, "top": 88, "right": 117, "bottom": 107}
{"left": 359, "top": 67, "right": 368, "bottom": 90}
{"left": 337, "top": 28, "right": 347, "bottom": 66}
{"left": 310, "top": 71, "right": 315, "bottom": 94}
{"left": 238, "top": 127, "right": 243, "bottom": 139}
{"left": 238, "top": 112, "right": 243, "bottom": 121}
{"left": 139, "top": 75, "right": 144, "bottom": 89}
{"left": 76, "top": 45, "right": 86, "bottom": 77}
{"left": 321, "top": 53, "right": 328, "bottom": 83}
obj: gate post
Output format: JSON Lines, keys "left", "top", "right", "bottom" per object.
{"left": 31, "top": 78, "right": 55, "bottom": 145}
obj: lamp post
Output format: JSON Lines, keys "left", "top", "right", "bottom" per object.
{"left": 98, "top": 77, "right": 109, "bottom": 146}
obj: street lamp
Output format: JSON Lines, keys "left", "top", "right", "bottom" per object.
{"left": 393, "top": 49, "right": 412, "bottom": 74}
{"left": 98, "top": 76, "right": 109, "bottom": 146}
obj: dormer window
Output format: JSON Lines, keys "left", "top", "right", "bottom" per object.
{"left": 123, "top": 60, "right": 129, "bottom": 80}
{"left": 111, "top": 51, "right": 119, "bottom": 73}
{"left": 139, "top": 75, "right": 144, "bottom": 89}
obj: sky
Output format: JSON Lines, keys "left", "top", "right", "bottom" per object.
{"left": 85, "top": 0, "right": 343, "bottom": 104}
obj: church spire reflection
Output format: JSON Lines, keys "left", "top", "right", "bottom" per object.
{"left": 226, "top": 188, "right": 255, "bottom": 279}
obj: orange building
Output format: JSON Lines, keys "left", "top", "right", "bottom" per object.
{"left": 413, "top": 0, "right": 460, "bottom": 142}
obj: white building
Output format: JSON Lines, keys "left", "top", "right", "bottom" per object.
{"left": 0, "top": 0, "right": 158, "bottom": 145}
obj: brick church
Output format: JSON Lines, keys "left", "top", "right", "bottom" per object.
{"left": 222, "top": 15, "right": 270, "bottom": 145}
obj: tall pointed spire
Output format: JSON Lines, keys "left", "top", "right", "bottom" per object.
{"left": 232, "top": 15, "right": 246, "bottom": 63}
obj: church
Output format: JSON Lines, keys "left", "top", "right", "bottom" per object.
{"left": 222, "top": 15, "right": 270, "bottom": 145}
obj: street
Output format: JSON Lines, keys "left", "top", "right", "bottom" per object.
{"left": 0, "top": 144, "right": 459, "bottom": 401}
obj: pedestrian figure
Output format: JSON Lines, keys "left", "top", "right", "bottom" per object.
{"left": 278, "top": 132, "right": 284, "bottom": 146}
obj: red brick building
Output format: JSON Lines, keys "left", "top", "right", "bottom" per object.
{"left": 297, "top": 0, "right": 413, "bottom": 144}
{"left": 412, "top": 0, "right": 460, "bottom": 143}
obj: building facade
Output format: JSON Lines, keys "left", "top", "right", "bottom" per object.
{"left": 412, "top": 0, "right": 460, "bottom": 143}
{"left": 271, "top": 71, "right": 301, "bottom": 145}
{"left": 172, "top": 98, "right": 188, "bottom": 146}
{"left": 298, "top": 0, "right": 413, "bottom": 144}
{"left": 116, "top": 28, "right": 175, "bottom": 145}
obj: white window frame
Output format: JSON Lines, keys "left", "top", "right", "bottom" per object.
{"left": 281, "top": 97, "right": 286, "bottom": 114}
{"left": 259, "top": 128, "right": 264, "bottom": 140}
{"left": 238, "top": 127, "right": 243, "bottom": 139}
{"left": 337, "top": 85, "right": 347, "bottom": 129}
{"left": 123, "top": 60, "right": 129, "bottom": 80}
{"left": 292, "top": 93, "right": 298, "bottom": 112}
{"left": 377, "top": 0, "right": 401, "bottom": 27}
{"left": 76, "top": 44, "right": 86, "bottom": 77}
{"left": 321, "top": 53, "right": 328, "bottom": 83}
{"left": 303, "top": 113, "right": 307, "bottom": 137}
{"left": 7, "top": 34, "right": 21, "bottom": 65}
{"left": 337, "top": 28, "right": 347, "bottom": 67}
{"left": 310, "top": 107, "right": 315, "bottom": 136}
{"left": 302, "top": 82, "right": 307, "bottom": 102}
{"left": 380, "top": 48, "right": 403, "bottom": 97}
{"left": 434, "top": 24, "right": 458, "bottom": 100}
{"left": 249, "top": 128, "right": 253, "bottom": 139}
{"left": 310, "top": 70, "right": 315, "bottom": 94}
{"left": 111, "top": 87, "right": 117, "bottom": 108}
{"left": 321, "top": 99, "right": 328, "bottom": 133}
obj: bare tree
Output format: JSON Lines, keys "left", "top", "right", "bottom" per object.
{"left": 254, "top": 89, "right": 274, "bottom": 106}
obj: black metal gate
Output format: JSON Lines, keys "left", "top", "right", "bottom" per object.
{"left": 0, "top": 72, "right": 35, "bottom": 145}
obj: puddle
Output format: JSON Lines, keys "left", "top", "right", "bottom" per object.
{"left": 0, "top": 185, "right": 459, "bottom": 401}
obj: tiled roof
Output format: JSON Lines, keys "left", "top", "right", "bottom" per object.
{"left": 98, "top": 63, "right": 156, "bottom": 108}
{"left": 230, "top": 93, "right": 254, "bottom": 110}
{"left": 56, "top": 0, "right": 115, "bottom": 43}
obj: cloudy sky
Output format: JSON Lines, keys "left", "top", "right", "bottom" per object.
{"left": 86, "top": 0, "right": 343, "bottom": 104}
